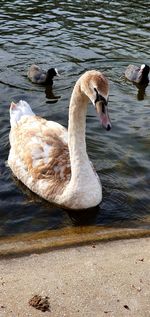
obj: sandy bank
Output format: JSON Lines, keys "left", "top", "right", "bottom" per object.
{"left": 0, "top": 237, "right": 150, "bottom": 317}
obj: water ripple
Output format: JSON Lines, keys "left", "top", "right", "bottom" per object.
{"left": 0, "top": 0, "right": 150, "bottom": 236}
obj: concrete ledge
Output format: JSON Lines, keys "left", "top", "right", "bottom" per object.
{"left": 0, "top": 226, "right": 150, "bottom": 258}
{"left": 0, "top": 237, "right": 150, "bottom": 317}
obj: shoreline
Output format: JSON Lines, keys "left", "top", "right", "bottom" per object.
{"left": 0, "top": 226, "right": 150, "bottom": 258}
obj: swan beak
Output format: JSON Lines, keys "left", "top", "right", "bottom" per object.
{"left": 96, "top": 102, "right": 112, "bottom": 131}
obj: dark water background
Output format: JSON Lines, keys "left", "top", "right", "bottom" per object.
{"left": 0, "top": 0, "right": 150, "bottom": 237}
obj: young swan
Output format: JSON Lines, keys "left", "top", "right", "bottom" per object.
{"left": 27, "top": 64, "right": 59, "bottom": 85}
{"left": 8, "top": 70, "right": 111, "bottom": 210}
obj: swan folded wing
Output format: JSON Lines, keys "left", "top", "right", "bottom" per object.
{"left": 9, "top": 116, "right": 71, "bottom": 183}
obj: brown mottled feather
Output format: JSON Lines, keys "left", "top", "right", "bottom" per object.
{"left": 9, "top": 116, "right": 71, "bottom": 197}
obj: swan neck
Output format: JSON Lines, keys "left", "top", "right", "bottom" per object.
{"left": 68, "top": 83, "right": 88, "bottom": 164}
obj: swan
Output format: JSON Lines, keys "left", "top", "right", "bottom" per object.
{"left": 27, "top": 64, "right": 59, "bottom": 85}
{"left": 125, "top": 64, "right": 149, "bottom": 85}
{"left": 8, "top": 70, "right": 111, "bottom": 210}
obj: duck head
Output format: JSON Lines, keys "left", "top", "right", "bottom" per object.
{"left": 139, "top": 64, "right": 149, "bottom": 84}
{"left": 46, "top": 68, "right": 60, "bottom": 84}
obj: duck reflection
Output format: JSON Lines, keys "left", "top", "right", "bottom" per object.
{"left": 45, "top": 85, "right": 61, "bottom": 103}
{"left": 135, "top": 83, "right": 148, "bottom": 101}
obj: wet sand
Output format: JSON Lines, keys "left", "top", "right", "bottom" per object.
{"left": 0, "top": 237, "right": 150, "bottom": 317}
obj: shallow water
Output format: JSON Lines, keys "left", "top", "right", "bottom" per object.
{"left": 0, "top": 0, "right": 150, "bottom": 238}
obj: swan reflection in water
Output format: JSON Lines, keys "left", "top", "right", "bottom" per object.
{"left": 11, "top": 175, "right": 99, "bottom": 227}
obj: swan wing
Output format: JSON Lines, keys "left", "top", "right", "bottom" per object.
{"left": 9, "top": 115, "right": 71, "bottom": 186}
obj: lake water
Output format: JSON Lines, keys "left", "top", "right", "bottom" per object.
{"left": 0, "top": 0, "right": 150, "bottom": 238}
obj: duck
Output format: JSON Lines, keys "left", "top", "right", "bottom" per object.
{"left": 125, "top": 64, "right": 149, "bottom": 85}
{"left": 27, "top": 64, "right": 59, "bottom": 85}
{"left": 8, "top": 70, "right": 111, "bottom": 210}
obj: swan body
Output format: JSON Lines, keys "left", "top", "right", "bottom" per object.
{"left": 27, "top": 64, "right": 59, "bottom": 85}
{"left": 8, "top": 70, "right": 111, "bottom": 210}
{"left": 125, "top": 64, "right": 149, "bottom": 85}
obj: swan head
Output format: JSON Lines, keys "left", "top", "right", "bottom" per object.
{"left": 80, "top": 70, "right": 111, "bottom": 131}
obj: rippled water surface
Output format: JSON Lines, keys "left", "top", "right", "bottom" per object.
{"left": 0, "top": 0, "right": 150, "bottom": 237}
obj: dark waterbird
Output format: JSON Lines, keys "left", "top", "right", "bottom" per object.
{"left": 27, "top": 64, "right": 59, "bottom": 85}
{"left": 125, "top": 64, "right": 149, "bottom": 85}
